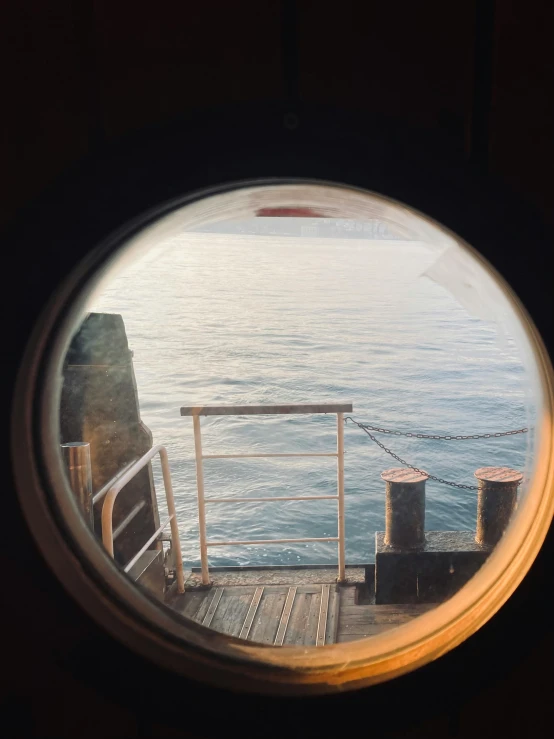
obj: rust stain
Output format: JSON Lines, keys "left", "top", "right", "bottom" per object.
{"left": 381, "top": 468, "right": 429, "bottom": 483}
{"left": 474, "top": 466, "right": 523, "bottom": 483}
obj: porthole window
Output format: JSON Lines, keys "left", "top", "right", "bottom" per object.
{"left": 13, "top": 182, "right": 554, "bottom": 694}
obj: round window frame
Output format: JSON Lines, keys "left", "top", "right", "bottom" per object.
{"left": 11, "top": 174, "right": 554, "bottom": 696}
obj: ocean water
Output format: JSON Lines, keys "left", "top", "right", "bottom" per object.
{"left": 91, "top": 233, "right": 536, "bottom": 568}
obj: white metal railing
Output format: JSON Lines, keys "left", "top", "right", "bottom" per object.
{"left": 180, "top": 403, "right": 352, "bottom": 585}
{"left": 100, "top": 444, "right": 185, "bottom": 593}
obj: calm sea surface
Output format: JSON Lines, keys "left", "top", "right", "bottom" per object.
{"left": 91, "top": 234, "right": 535, "bottom": 567}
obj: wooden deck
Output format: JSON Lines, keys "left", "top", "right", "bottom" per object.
{"left": 169, "top": 583, "right": 434, "bottom": 646}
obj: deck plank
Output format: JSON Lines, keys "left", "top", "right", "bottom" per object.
{"left": 340, "top": 604, "right": 434, "bottom": 624}
{"left": 337, "top": 628, "right": 398, "bottom": 642}
{"left": 340, "top": 586, "right": 357, "bottom": 607}
{"left": 337, "top": 596, "right": 434, "bottom": 640}
{"left": 283, "top": 591, "right": 310, "bottom": 646}
{"left": 179, "top": 591, "right": 209, "bottom": 620}
{"left": 171, "top": 578, "right": 434, "bottom": 646}
{"left": 337, "top": 624, "right": 402, "bottom": 640}
{"left": 249, "top": 588, "right": 287, "bottom": 644}
{"left": 296, "top": 585, "right": 325, "bottom": 594}
{"left": 210, "top": 587, "right": 254, "bottom": 636}
{"left": 192, "top": 591, "right": 215, "bottom": 623}
{"left": 305, "top": 590, "right": 324, "bottom": 646}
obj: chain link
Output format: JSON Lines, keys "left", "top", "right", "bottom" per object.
{"left": 344, "top": 417, "right": 528, "bottom": 491}
{"left": 345, "top": 419, "right": 528, "bottom": 441}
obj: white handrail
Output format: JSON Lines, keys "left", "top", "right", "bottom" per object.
{"left": 204, "top": 495, "right": 338, "bottom": 503}
{"left": 186, "top": 403, "right": 351, "bottom": 585}
{"left": 207, "top": 537, "right": 340, "bottom": 547}
{"left": 93, "top": 457, "right": 141, "bottom": 504}
{"left": 181, "top": 403, "right": 352, "bottom": 416}
{"left": 203, "top": 452, "right": 337, "bottom": 459}
{"left": 101, "top": 445, "right": 185, "bottom": 593}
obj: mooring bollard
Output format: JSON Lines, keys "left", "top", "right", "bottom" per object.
{"left": 474, "top": 467, "right": 522, "bottom": 547}
{"left": 381, "top": 468, "right": 428, "bottom": 549}
{"left": 61, "top": 442, "right": 94, "bottom": 527}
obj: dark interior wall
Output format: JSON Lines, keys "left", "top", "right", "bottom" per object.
{"left": 295, "top": 1, "right": 475, "bottom": 139}
{"left": 1, "top": 1, "right": 88, "bottom": 227}
{"left": 91, "top": 1, "right": 285, "bottom": 138}
{"left": 0, "top": 0, "right": 285, "bottom": 226}
{"left": 491, "top": 0, "right": 554, "bottom": 217}
{"left": 2, "top": 0, "right": 553, "bottom": 229}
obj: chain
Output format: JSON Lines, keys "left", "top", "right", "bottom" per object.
{"left": 345, "top": 418, "right": 528, "bottom": 441}
{"left": 343, "top": 417, "right": 528, "bottom": 490}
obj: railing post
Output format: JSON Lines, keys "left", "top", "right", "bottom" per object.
{"left": 337, "top": 412, "right": 346, "bottom": 582}
{"left": 193, "top": 414, "right": 210, "bottom": 585}
{"left": 159, "top": 447, "right": 186, "bottom": 593}
{"left": 474, "top": 466, "right": 522, "bottom": 547}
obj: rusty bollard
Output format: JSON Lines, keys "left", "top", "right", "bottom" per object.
{"left": 474, "top": 467, "right": 523, "bottom": 547}
{"left": 381, "top": 468, "right": 428, "bottom": 549}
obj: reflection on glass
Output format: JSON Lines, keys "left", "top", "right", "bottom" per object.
{"left": 58, "top": 185, "right": 540, "bottom": 646}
